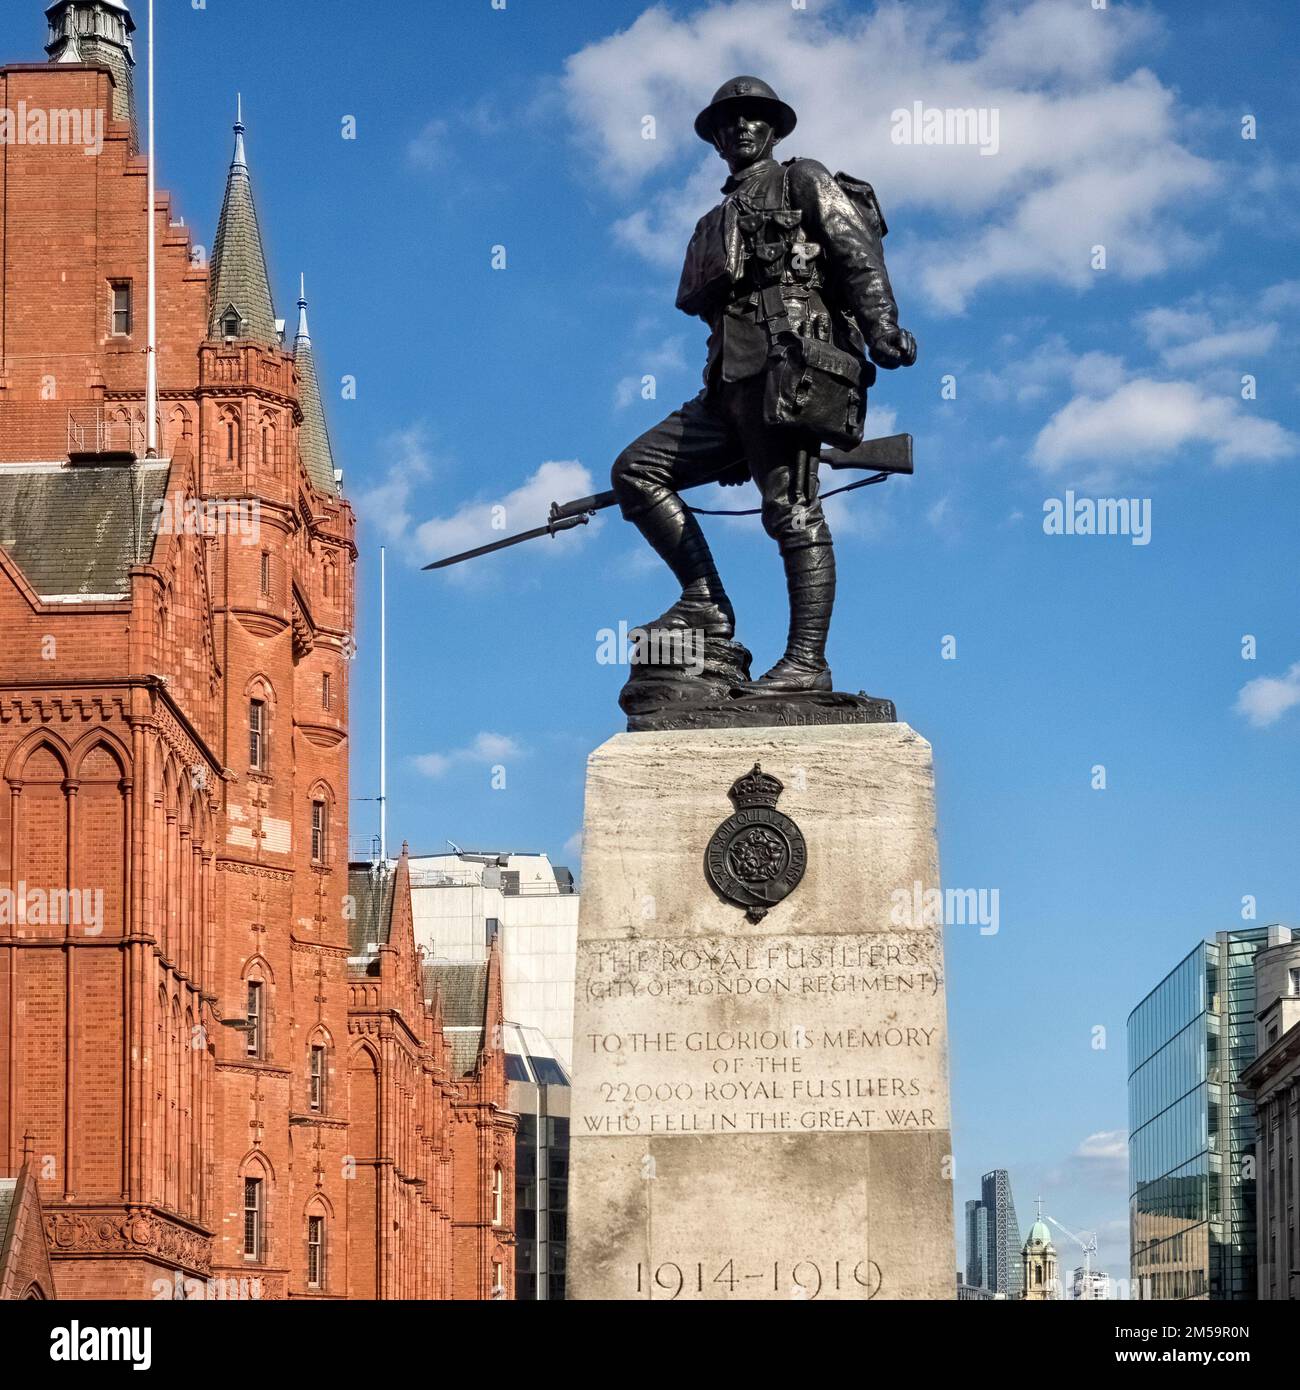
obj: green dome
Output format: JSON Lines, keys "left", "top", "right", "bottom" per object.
{"left": 1025, "top": 1219, "right": 1055, "bottom": 1250}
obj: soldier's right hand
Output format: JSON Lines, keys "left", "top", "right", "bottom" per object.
{"left": 868, "top": 325, "right": 918, "bottom": 370}
{"left": 718, "top": 461, "right": 750, "bottom": 487}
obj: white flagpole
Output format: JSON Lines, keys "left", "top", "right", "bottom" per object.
{"left": 144, "top": 0, "right": 158, "bottom": 457}
{"left": 380, "top": 546, "right": 387, "bottom": 863}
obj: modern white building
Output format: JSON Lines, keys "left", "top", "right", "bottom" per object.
{"left": 407, "top": 850, "right": 580, "bottom": 1067}
{"left": 1071, "top": 1266, "right": 1112, "bottom": 1300}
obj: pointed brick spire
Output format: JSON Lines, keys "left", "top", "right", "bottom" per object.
{"left": 46, "top": 1, "right": 138, "bottom": 152}
{"left": 208, "top": 98, "right": 278, "bottom": 346}
{"left": 294, "top": 276, "right": 339, "bottom": 495}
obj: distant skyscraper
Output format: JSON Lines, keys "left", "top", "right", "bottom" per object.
{"left": 1128, "top": 927, "right": 1272, "bottom": 1300}
{"left": 964, "top": 1199, "right": 988, "bottom": 1287}
{"left": 963, "top": 1170, "right": 1023, "bottom": 1297}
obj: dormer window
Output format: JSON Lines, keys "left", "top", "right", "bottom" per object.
{"left": 221, "top": 307, "right": 242, "bottom": 340}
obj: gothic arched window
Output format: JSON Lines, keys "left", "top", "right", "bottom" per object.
{"left": 220, "top": 407, "right": 241, "bottom": 464}
{"left": 261, "top": 415, "right": 277, "bottom": 473}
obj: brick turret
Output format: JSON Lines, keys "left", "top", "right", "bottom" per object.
{"left": 44, "top": 0, "right": 137, "bottom": 151}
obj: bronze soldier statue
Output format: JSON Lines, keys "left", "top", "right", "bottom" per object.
{"left": 611, "top": 77, "right": 917, "bottom": 694}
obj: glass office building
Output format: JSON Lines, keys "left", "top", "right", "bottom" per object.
{"left": 505, "top": 1023, "right": 570, "bottom": 1301}
{"left": 1128, "top": 928, "right": 1268, "bottom": 1300}
{"left": 964, "top": 1199, "right": 988, "bottom": 1288}
{"left": 963, "top": 1169, "right": 1023, "bottom": 1297}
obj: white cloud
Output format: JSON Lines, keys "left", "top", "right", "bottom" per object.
{"left": 1137, "top": 304, "right": 1281, "bottom": 371}
{"left": 926, "top": 493, "right": 958, "bottom": 537}
{"left": 1138, "top": 306, "right": 1210, "bottom": 349}
{"left": 1032, "top": 378, "right": 1298, "bottom": 472}
{"left": 353, "top": 425, "right": 434, "bottom": 545}
{"left": 563, "top": 829, "right": 583, "bottom": 861}
{"left": 1069, "top": 351, "right": 1129, "bottom": 397}
{"left": 864, "top": 405, "right": 899, "bottom": 440}
{"left": 1159, "top": 325, "right": 1280, "bottom": 372}
{"left": 411, "top": 752, "right": 451, "bottom": 779}
{"left": 1259, "top": 280, "right": 1300, "bottom": 314}
{"left": 975, "top": 335, "right": 1126, "bottom": 405}
{"left": 616, "top": 336, "right": 690, "bottom": 407}
{"left": 408, "top": 118, "right": 451, "bottom": 171}
{"left": 1075, "top": 1130, "right": 1127, "bottom": 1169}
{"left": 562, "top": 0, "right": 1217, "bottom": 311}
{"left": 644, "top": 336, "right": 688, "bottom": 373}
{"left": 1236, "top": 663, "right": 1300, "bottom": 730}
{"left": 413, "top": 732, "right": 524, "bottom": 779}
{"left": 413, "top": 460, "right": 599, "bottom": 569}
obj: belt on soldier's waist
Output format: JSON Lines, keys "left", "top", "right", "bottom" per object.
{"left": 737, "top": 284, "right": 814, "bottom": 303}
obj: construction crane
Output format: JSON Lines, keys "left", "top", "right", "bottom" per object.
{"left": 1045, "top": 1212, "right": 1100, "bottom": 1299}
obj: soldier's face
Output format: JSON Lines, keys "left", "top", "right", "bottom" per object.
{"left": 712, "top": 105, "right": 777, "bottom": 171}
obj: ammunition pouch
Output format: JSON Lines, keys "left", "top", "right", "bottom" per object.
{"left": 763, "top": 335, "right": 875, "bottom": 451}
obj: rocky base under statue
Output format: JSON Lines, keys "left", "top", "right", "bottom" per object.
{"left": 619, "top": 633, "right": 896, "bottom": 732}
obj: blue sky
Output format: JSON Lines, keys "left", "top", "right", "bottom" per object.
{"left": 8, "top": 0, "right": 1298, "bottom": 1286}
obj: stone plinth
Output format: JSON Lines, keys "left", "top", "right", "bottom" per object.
{"left": 567, "top": 723, "right": 955, "bottom": 1300}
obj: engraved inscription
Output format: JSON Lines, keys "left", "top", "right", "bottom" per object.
{"left": 573, "top": 931, "right": 948, "bottom": 1137}
{"left": 635, "top": 1257, "right": 883, "bottom": 1300}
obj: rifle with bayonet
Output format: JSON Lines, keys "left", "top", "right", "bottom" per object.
{"left": 423, "top": 432, "right": 913, "bottom": 572}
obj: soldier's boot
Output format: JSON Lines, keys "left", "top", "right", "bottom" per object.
{"left": 633, "top": 494, "right": 735, "bottom": 639}
{"left": 737, "top": 544, "right": 835, "bottom": 693}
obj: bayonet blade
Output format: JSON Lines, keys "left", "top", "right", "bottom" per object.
{"left": 421, "top": 512, "right": 591, "bottom": 571}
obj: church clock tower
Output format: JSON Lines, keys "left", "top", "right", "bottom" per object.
{"left": 1021, "top": 1198, "right": 1060, "bottom": 1300}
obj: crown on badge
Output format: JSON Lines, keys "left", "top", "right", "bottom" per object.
{"left": 728, "top": 763, "right": 783, "bottom": 810}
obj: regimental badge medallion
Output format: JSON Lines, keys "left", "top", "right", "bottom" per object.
{"left": 704, "top": 763, "right": 807, "bottom": 922}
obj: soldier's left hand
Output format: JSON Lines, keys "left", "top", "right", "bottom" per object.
{"left": 868, "top": 326, "right": 917, "bottom": 370}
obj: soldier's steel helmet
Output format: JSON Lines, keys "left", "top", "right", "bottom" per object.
{"left": 694, "top": 76, "right": 798, "bottom": 143}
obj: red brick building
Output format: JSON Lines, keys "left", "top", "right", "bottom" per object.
{"left": 0, "top": 1, "right": 513, "bottom": 1299}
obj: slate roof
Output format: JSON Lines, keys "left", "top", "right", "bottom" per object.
{"left": 0, "top": 1180, "right": 15, "bottom": 1259}
{"left": 347, "top": 864, "right": 395, "bottom": 957}
{"left": 294, "top": 310, "right": 338, "bottom": 496}
{"left": 208, "top": 122, "right": 278, "bottom": 345}
{"left": 427, "top": 960, "right": 489, "bottom": 1027}
{"left": 424, "top": 961, "right": 489, "bottom": 1076}
{"left": 0, "top": 460, "right": 168, "bottom": 600}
